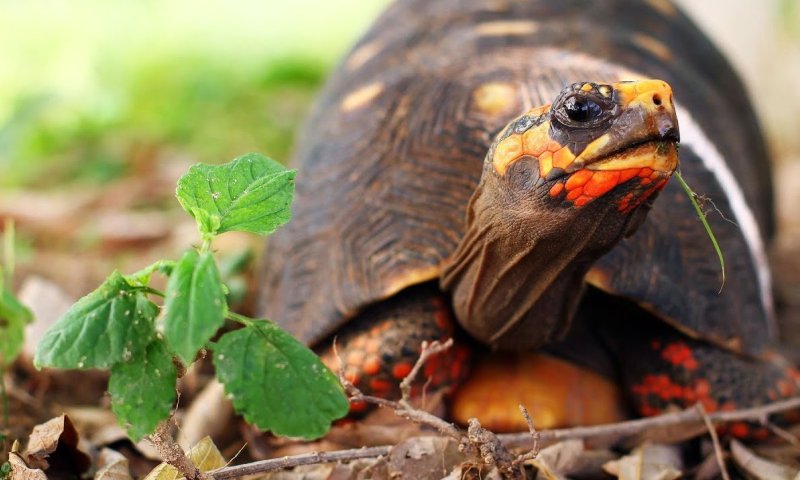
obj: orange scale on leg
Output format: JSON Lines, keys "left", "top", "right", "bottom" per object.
{"left": 574, "top": 195, "right": 593, "bottom": 207}
{"left": 363, "top": 356, "right": 381, "bottom": 375}
{"left": 549, "top": 182, "right": 564, "bottom": 197}
{"left": 392, "top": 362, "right": 413, "bottom": 380}
{"left": 641, "top": 178, "right": 652, "bottom": 186}
{"left": 639, "top": 167, "right": 654, "bottom": 178}
{"left": 370, "top": 378, "right": 394, "bottom": 395}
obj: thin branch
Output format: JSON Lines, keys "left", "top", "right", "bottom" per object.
{"left": 512, "top": 405, "right": 539, "bottom": 466}
{"left": 202, "top": 397, "right": 800, "bottom": 479}
{"left": 208, "top": 446, "right": 392, "bottom": 480}
{"left": 149, "top": 419, "right": 206, "bottom": 480}
{"left": 499, "top": 396, "right": 800, "bottom": 448}
{"left": 696, "top": 403, "right": 730, "bottom": 480}
{"left": 398, "top": 339, "right": 453, "bottom": 404}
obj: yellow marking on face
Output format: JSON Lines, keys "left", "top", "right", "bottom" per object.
{"left": 644, "top": 0, "right": 678, "bottom": 17}
{"left": 575, "top": 134, "right": 611, "bottom": 161}
{"left": 538, "top": 152, "right": 553, "bottom": 178}
{"left": 346, "top": 41, "right": 383, "bottom": 70}
{"left": 615, "top": 79, "right": 673, "bottom": 111}
{"left": 492, "top": 135, "right": 524, "bottom": 175}
{"left": 341, "top": 82, "right": 384, "bottom": 112}
{"left": 475, "top": 20, "right": 539, "bottom": 36}
{"left": 552, "top": 146, "right": 576, "bottom": 170}
{"left": 473, "top": 82, "right": 518, "bottom": 116}
{"left": 631, "top": 33, "right": 672, "bottom": 62}
{"left": 580, "top": 83, "right": 593, "bottom": 92}
{"left": 522, "top": 124, "right": 549, "bottom": 155}
{"left": 598, "top": 85, "right": 612, "bottom": 97}
{"left": 587, "top": 142, "right": 678, "bottom": 173}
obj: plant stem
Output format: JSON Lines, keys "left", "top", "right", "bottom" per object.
{"left": 0, "top": 367, "right": 8, "bottom": 429}
{"left": 674, "top": 170, "right": 725, "bottom": 291}
{"left": 3, "top": 219, "right": 14, "bottom": 287}
{"left": 226, "top": 311, "right": 255, "bottom": 327}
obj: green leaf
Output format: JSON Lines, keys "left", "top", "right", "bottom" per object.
{"left": 34, "top": 271, "right": 158, "bottom": 369}
{"left": 176, "top": 152, "right": 296, "bottom": 236}
{"left": 0, "top": 287, "right": 33, "bottom": 366}
{"left": 213, "top": 321, "right": 349, "bottom": 439}
{"left": 109, "top": 340, "right": 177, "bottom": 442}
{"left": 162, "top": 250, "right": 227, "bottom": 364}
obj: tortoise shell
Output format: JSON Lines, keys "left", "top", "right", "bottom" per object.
{"left": 260, "top": 0, "right": 774, "bottom": 357}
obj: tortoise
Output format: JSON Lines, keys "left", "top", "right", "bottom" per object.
{"left": 260, "top": 0, "right": 799, "bottom": 435}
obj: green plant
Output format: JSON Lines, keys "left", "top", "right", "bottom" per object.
{"left": 34, "top": 153, "right": 349, "bottom": 441}
{"left": 0, "top": 220, "right": 33, "bottom": 429}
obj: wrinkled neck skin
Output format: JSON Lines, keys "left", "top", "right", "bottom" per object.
{"left": 441, "top": 159, "right": 649, "bottom": 351}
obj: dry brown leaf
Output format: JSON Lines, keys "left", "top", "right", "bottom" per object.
{"left": 24, "top": 414, "right": 91, "bottom": 475}
{"left": 386, "top": 436, "right": 465, "bottom": 479}
{"left": 18, "top": 276, "right": 75, "bottom": 368}
{"left": 95, "top": 448, "right": 133, "bottom": 480}
{"left": 143, "top": 436, "right": 227, "bottom": 479}
{"left": 8, "top": 451, "right": 48, "bottom": 480}
{"left": 730, "top": 439, "right": 800, "bottom": 480}
{"left": 177, "top": 380, "right": 233, "bottom": 450}
{"left": 529, "top": 439, "right": 616, "bottom": 479}
{"left": 603, "top": 443, "right": 682, "bottom": 480}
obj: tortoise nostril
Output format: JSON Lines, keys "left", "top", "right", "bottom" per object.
{"left": 653, "top": 94, "right": 662, "bottom": 106}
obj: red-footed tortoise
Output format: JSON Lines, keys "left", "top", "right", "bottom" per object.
{"left": 260, "top": 0, "right": 798, "bottom": 436}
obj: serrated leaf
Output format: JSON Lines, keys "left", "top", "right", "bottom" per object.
{"left": 176, "top": 153, "right": 296, "bottom": 236}
{"left": 34, "top": 271, "right": 157, "bottom": 369}
{"left": 162, "top": 250, "right": 227, "bottom": 364}
{"left": 0, "top": 287, "right": 33, "bottom": 365}
{"left": 109, "top": 340, "right": 177, "bottom": 442}
{"left": 213, "top": 322, "right": 349, "bottom": 439}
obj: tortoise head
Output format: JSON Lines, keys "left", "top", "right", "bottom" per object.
{"left": 442, "top": 80, "right": 679, "bottom": 350}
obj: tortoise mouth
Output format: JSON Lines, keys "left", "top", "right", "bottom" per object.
{"left": 583, "top": 136, "right": 680, "bottom": 174}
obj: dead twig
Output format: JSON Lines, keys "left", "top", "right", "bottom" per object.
{"left": 500, "top": 396, "right": 800, "bottom": 448}
{"left": 512, "top": 405, "right": 539, "bottom": 466}
{"left": 696, "top": 403, "right": 731, "bottom": 480}
{"left": 334, "top": 339, "right": 465, "bottom": 442}
{"left": 149, "top": 419, "right": 207, "bottom": 480}
{"left": 204, "top": 397, "right": 800, "bottom": 479}
{"left": 208, "top": 446, "right": 392, "bottom": 480}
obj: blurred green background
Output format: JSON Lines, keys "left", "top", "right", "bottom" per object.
{"left": 0, "top": 0, "right": 389, "bottom": 188}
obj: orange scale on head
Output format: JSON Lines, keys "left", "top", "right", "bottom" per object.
{"left": 565, "top": 169, "right": 593, "bottom": 190}
{"left": 539, "top": 153, "right": 554, "bottom": 178}
{"left": 552, "top": 147, "right": 575, "bottom": 170}
{"left": 583, "top": 171, "right": 621, "bottom": 197}
{"left": 618, "top": 168, "right": 641, "bottom": 183}
{"left": 549, "top": 182, "right": 564, "bottom": 197}
{"left": 566, "top": 188, "right": 583, "bottom": 201}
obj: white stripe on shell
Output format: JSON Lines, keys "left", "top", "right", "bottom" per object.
{"left": 675, "top": 104, "right": 775, "bottom": 337}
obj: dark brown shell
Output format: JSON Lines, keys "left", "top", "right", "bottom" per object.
{"left": 260, "top": 0, "right": 774, "bottom": 356}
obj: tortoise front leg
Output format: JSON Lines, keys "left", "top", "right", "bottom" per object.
{"left": 317, "top": 284, "right": 472, "bottom": 415}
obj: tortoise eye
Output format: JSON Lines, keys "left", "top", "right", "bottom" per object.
{"left": 563, "top": 96, "right": 602, "bottom": 123}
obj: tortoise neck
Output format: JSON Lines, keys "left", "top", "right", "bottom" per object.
{"left": 440, "top": 184, "right": 599, "bottom": 350}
